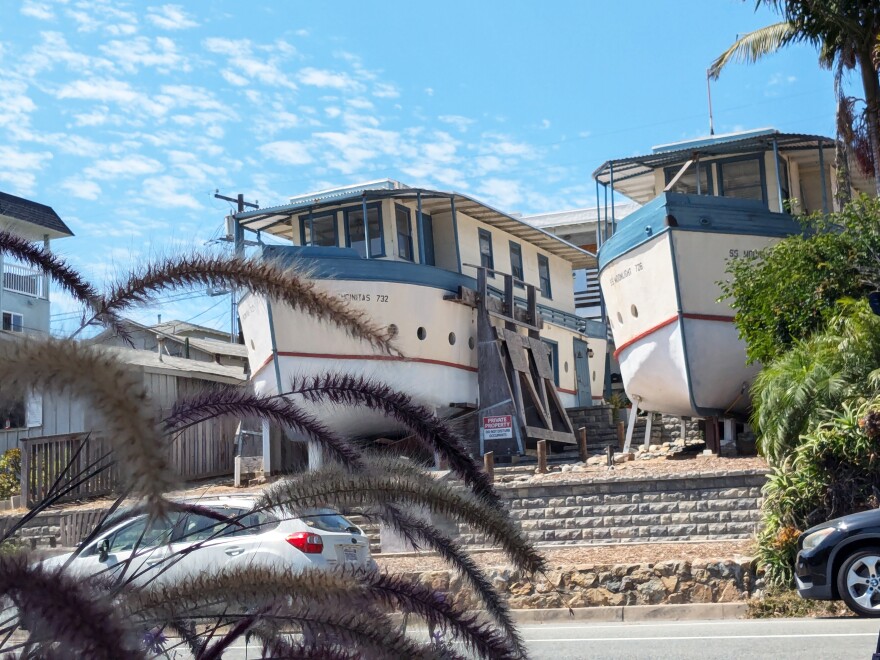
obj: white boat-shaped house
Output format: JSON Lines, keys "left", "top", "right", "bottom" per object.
{"left": 234, "top": 180, "right": 607, "bottom": 441}
{"left": 593, "top": 128, "right": 874, "bottom": 428}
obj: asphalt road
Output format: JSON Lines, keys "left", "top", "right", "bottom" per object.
{"left": 165, "top": 617, "right": 880, "bottom": 659}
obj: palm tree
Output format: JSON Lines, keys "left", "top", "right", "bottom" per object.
{"left": 709, "top": 0, "right": 880, "bottom": 196}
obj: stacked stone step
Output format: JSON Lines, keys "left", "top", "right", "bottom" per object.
{"left": 452, "top": 470, "right": 767, "bottom": 548}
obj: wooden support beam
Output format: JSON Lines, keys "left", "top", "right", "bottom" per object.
{"left": 617, "top": 421, "right": 625, "bottom": 450}
{"left": 524, "top": 426, "right": 575, "bottom": 444}
{"left": 536, "top": 440, "right": 548, "bottom": 474}
{"left": 578, "top": 427, "right": 588, "bottom": 463}
{"left": 484, "top": 451, "right": 495, "bottom": 483}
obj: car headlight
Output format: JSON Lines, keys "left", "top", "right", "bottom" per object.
{"left": 801, "top": 527, "right": 837, "bottom": 551}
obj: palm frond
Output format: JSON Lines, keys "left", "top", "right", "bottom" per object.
{"left": 709, "top": 22, "right": 799, "bottom": 79}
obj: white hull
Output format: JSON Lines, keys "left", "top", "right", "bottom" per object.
{"left": 239, "top": 277, "right": 605, "bottom": 438}
{"left": 601, "top": 228, "right": 777, "bottom": 418}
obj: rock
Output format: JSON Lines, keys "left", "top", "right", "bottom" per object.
{"left": 637, "top": 578, "right": 667, "bottom": 604}
{"left": 570, "top": 571, "right": 598, "bottom": 589}
{"left": 661, "top": 576, "right": 679, "bottom": 592}
{"left": 689, "top": 583, "right": 714, "bottom": 603}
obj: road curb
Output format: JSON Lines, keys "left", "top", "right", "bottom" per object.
{"left": 511, "top": 602, "right": 748, "bottom": 624}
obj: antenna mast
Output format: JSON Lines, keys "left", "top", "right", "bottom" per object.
{"left": 706, "top": 69, "right": 715, "bottom": 136}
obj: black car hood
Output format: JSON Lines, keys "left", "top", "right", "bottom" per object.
{"left": 806, "top": 508, "right": 880, "bottom": 534}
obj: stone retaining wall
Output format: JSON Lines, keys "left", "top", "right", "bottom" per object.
{"left": 452, "top": 470, "right": 767, "bottom": 547}
{"left": 567, "top": 405, "right": 703, "bottom": 452}
{"left": 405, "top": 558, "right": 760, "bottom": 610}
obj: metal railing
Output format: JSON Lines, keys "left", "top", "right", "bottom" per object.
{"left": 3, "top": 264, "right": 44, "bottom": 298}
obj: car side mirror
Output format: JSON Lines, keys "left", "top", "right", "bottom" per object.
{"left": 97, "top": 538, "right": 110, "bottom": 562}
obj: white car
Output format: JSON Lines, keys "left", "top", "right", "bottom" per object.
{"left": 42, "top": 496, "right": 375, "bottom": 585}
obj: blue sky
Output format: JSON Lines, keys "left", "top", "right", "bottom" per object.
{"left": 0, "top": 0, "right": 845, "bottom": 333}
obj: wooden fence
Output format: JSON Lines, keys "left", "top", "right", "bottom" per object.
{"left": 20, "top": 416, "right": 238, "bottom": 508}
{"left": 20, "top": 433, "right": 118, "bottom": 508}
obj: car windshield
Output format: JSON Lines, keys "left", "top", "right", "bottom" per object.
{"left": 300, "top": 513, "right": 360, "bottom": 533}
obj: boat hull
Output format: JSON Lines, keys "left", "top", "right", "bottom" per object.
{"left": 239, "top": 249, "right": 607, "bottom": 438}
{"left": 598, "top": 193, "right": 801, "bottom": 418}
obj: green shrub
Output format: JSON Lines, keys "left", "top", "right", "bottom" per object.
{"left": 0, "top": 449, "right": 20, "bottom": 500}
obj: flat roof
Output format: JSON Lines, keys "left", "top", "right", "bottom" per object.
{"left": 235, "top": 182, "right": 597, "bottom": 269}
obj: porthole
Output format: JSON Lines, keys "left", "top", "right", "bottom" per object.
{"left": 388, "top": 323, "right": 399, "bottom": 338}
{"left": 564, "top": 361, "right": 569, "bottom": 373}
{"left": 448, "top": 332, "right": 456, "bottom": 345}
{"left": 468, "top": 336, "right": 475, "bottom": 350}
{"left": 616, "top": 311, "right": 623, "bottom": 324}
{"left": 417, "top": 327, "right": 427, "bottom": 341}
{"left": 630, "top": 305, "right": 639, "bottom": 318}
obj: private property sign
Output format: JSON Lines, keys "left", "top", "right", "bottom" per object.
{"left": 482, "top": 415, "right": 513, "bottom": 440}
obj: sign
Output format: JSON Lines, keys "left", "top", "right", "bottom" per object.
{"left": 482, "top": 415, "right": 513, "bottom": 440}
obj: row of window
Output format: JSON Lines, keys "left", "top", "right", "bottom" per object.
{"left": 663, "top": 154, "right": 789, "bottom": 206}
{"left": 299, "top": 203, "right": 436, "bottom": 264}
{"left": 479, "top": 228, "right": 553, "bottom": 299}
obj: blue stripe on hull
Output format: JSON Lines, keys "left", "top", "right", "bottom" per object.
{"left": 262, "top": 245, "right": 608, "bottom": 340}
{"left": 597, "top": 192, "right": 804, "bottom": 272}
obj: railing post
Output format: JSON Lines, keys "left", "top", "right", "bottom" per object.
{"left": 537, "top": 440, "right": 548, "bottom": 474}
{"left": 578, "top": 427, "right": 588, "bottom": 463}
{"left": 617, "top": 421, "right": 625, "bottom": 451}
{"left": 19, "top": 439, "right": 29, "bottom": 508}
{"left": 483, "top": 451, "right": 494, "bottom": 484}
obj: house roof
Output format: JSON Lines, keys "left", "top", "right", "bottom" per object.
{"left": 106, "top": 346, "right": 247, "bottom": 383}
{"left": 522, "top": 203, "right": 641, "bottom": 231}
{"left": 234, "top": 180, "right": 598, "bottom": 270}
{"left": 152, "top": 320, "right": 231, "bottom": 340}
{"left": 93, "top": 319, "right": 248, "bottom": 359}
{"left": 0, "top": 191, "right": 74, "bottom": 239}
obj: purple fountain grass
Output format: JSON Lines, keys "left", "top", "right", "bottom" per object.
{"left": 0, "top": 554, "right": 143, "bottom": 659}
{"left": 0, "top": 338, "right": 174, "bottom": 512}
{"left": 101, "top": 254, "right": 396, "bottom": 353}
{"left": 164, "top": 386, "right": 364, "bottom": 470}
{"left": 289, "top": 373, "right": 499, "bottom": 507}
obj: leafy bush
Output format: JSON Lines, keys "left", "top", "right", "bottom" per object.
{"left": 0, "top": 448, "right": 20, "bottom": 499}
{"left": 758, "top": 399, "right": 880, "bottom": 587}
{"left": 720, "top": 195, "right": 880, "bottom": 366}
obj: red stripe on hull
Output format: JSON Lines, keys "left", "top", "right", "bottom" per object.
{"left": 613, "top": 313, "right": 734, "bottom": 359}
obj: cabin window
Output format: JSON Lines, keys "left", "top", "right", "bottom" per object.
{"left": 2, "top": 312, "right": 23, "bottom": 333}
{"left": 777, "top": 156, "right": 791, "bottom": 208}
{"left": 0, "top": 387, "right": 24, "bottom": 430}
{"left": 509, "top": 241, "right": 524, "bottom": 286}
{"left": 542, "top": 339, "right": 560, "bottom": 386}
{"left": 663, "top": 163, "right": 713, "bottom": 196}
{"left": 537, "top": 255, "right": 552, "bottom": 299}
{"left": 395, "top": 205, "right": 414, "bottom": 261}
{"left": 718, "top": 156, "right": 765, "bottom": 203}
{"left": 478, "top": 228, "right": 494, "bottom": 271}
{"left": 344, "top": 204, "right": 385, "bottom": 258}
{"left": 299, "top": 212, "right": 338, "bottom": 247}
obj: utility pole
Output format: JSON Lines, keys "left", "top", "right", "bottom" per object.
{"left": 214, "top": 191, "right": 258, "bottom": 342}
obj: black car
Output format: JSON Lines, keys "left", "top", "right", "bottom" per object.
{"left": 796, "top": 508, "right": 880, "bottom": 616}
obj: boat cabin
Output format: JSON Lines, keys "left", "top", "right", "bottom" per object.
{"left": 592, "top": 128, "right": 876, "bottom": 239}
{"left": 234, "top": 180, "right": 595, "bottom": 315}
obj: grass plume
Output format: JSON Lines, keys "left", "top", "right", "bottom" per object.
{"left": 0, "top": 338, "right": 174, "bottom": 510}
{"left": 101, "top": 254, "right": 395, "bottom": 352}
{"left": 164, "top": 386, "right": 363, "bottom": 469}
{"left": 290, "top": 373, "right": 499, "bottom": 506}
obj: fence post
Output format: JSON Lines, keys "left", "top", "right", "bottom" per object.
{"left": 19, "top": 439, "right": 29, "bottom": 508}
{"left": 537, "top": 440, "right": 548, "bottom": 474}
{"left": 578, "top": 427, "right": 588, "bottom": 463}
{"left": 483, "top": 451, "right": 494, "bottom": 484}
{"left": 617, "top": 421, "right": 625, "bottom": 450}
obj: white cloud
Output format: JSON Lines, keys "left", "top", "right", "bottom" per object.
{"left": 21, "top": 1, "right": 54, "bottom": 20}
{"left": 203, "top": 37, "right": 298, "bottom": 90}
{"left": 0, "top": 81, "right": 37, "bottom": 129}
{"left": 0, "top": 145, "right": 52, "bottom": 171}
{"left": 85, "top": 155, "right": 164, "bottom": 180}
{"left": 424, "top": 87, "right": 434, "bottom": 96}
{"left": 539, "top": 119, "right": 551, "bottom": 129}
{"left": 141, "top": 176, "right": 202, "bottom": 209}
{"left": 439, "top": 115, "right": 475, "bottom": 132}
{"left": 298, "top": 67, "right": 360, "bottom": 90}
{"left": 478, "top": 178, "right": 524, "bottom": 209}
{"left": 100, "top": 36, "right": 189, "bottom": 73}
{"left": 221, "top": 70, "right": 249, "bottom": 86}
{"left": 146, "top": 4, "right": 199, "bottom": 30}
{"left": 55, "top": 78, "right": 145, "bottom": 105}
{"left": 259, "top": 141, "right": 314, "bottom": 166}
{"left": 372, "top": 82, "right": 399, "bottom": 99}
{"left": 65, "top": 2, "right": 138, "bottom": 35}
{"left": 61, "top": 178, "right": 102, "bottom": 200}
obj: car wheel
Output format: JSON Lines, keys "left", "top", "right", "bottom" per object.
{"left": 837, "top": 549, "right": 880, "bottom": 617}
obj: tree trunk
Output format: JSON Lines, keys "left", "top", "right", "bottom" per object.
{"left": 857, "top": 49, "right": 880, "bottom": 196}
